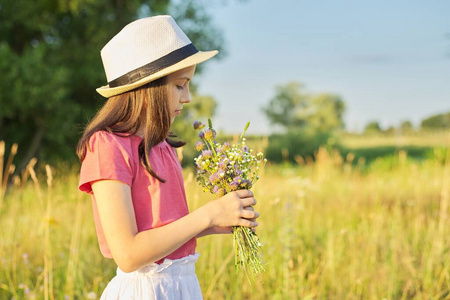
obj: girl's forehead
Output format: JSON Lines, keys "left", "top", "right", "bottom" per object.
{"left": 168, "top": 65, "right": 196, "bottom": 80}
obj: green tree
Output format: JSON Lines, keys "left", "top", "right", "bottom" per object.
{"left": 262, "top": 82, "right": 346, "bottom": 163}
{"left": 0, "top": 0, "right": 226, "bottom": 169}
{"left": 420, "top": 112, "right": 450, "bottom": 129}
{"left": 400, "top": 120, "right": 414, "bottom": 132}
{"left": 364, "top": 121, "right": 382, "bottom": 133}
{"left": 308, "top": 93, "right": 346, "bottom": 132}
{"left": 262, "top": 81, "right": 346, "bottom": 132}
{"left": 263, "top": 82, "right": 309, "bottom": 129}
{"left": 384, "top": 126, "right": 396, "bottom": 135}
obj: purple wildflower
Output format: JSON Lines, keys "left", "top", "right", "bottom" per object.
{"left": 232, "top": 176, "right": 242, "bottom": 185}
{"left": 195, "top": 141, "right": 205, "bottom": 151}
{"left": 242, "top": 145, "right": 249, "bottom": 152}
{"left": 218, "top": 159, "right": 228, "bottom": 169}
{"left": 198, "top": 131, "right": 205, "bottom": 139}
{"left": 209, "top": 172, "right": 220, "bottom": 184}
{"left": 202, "top": 150, "right": 213, "bottom": 159}
{"left": 222, "top": 142, "right": 230, "bottom": 151}
{"left": 212, "top": 185, "right": 225, "bottom": 196}
{"left": 204, "top": 129, "right": 214, "bottom": 141}
{"left": 234, "top": 166, "right": 243, "bottom": 176}
{"left": 239, "top": 179, "right": 252, "bottom": 189}
{"left": 212, "top": 185, "right": 219, "bottom": 194}
{"left": 193, "top": 120, "right": 201, "bottom": 130}
{"left": 230, "top": 180, "right": 239, "bottom": 191}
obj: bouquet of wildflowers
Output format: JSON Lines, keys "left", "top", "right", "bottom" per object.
{"left": 193, "top": 119, "right": 266, "bottom": 276}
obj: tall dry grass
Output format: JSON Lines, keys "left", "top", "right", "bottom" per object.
{"left": 0, "top": 141, "right": 449, "bottom": 299}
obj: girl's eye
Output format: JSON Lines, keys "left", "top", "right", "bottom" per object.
{"left": 176, "top": 85, "right": 184, "bottom": 90}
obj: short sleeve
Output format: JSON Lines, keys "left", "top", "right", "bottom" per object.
{"left": 79, "top": 131, "right": 134, "bottom": 194}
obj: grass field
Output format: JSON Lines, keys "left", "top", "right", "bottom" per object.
{"left": 0, "top": 137, "right": 449, "bottom": 299}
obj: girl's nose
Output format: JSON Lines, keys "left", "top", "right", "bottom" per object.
{"left": 181, "top": 86, "right": 191, "bottom": 103}
{"left": 181, "top": 96, "right": 191, "bottom": 104}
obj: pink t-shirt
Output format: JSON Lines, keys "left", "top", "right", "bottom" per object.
{"left": 78, "top": 130, "right": 196, "bottom": 264}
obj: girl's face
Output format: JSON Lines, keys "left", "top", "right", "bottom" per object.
{"left": 166, "top": 65, "right": 196, "bottom": 123}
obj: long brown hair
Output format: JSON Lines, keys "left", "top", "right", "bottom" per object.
{"left": 76, "top": 77, "right": 185, "bottom": 182}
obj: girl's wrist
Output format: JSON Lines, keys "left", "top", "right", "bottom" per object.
{"left": 194, "top": 204, "right": 213, "bottom": 230}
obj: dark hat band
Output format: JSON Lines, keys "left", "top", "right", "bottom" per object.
{"left": 108, "top": 43, "right": 199, "bottom": 88}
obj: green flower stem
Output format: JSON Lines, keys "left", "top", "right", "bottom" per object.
{"left": 239, "top": 122, "right": 250, "bottom": 141}
{"left": 232, "top": 225, "right": 265, "bottom": 276}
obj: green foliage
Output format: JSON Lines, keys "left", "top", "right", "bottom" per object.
{"left": 420, "top": 111, "right": 450, "bottom": 129}
{"left": 426, "top": 146, "right": 449, "bottom": 164}
{"left": 338, "top": 130, "right": 450, "bottom": 166}
{"left": 308, "top": 93, "right": 346, "bottom": 132}
{"left": 262, "top": 81, "right": 346, "bottom": 132}
{"left": 263, "top": 82, "right": 309, "bottom": 129}
{"left": 0, "top": 42, "right": 73, "bottom": 162}
{"left": 400, "top": 120, "right": 414, "bottom": 132}
{"left": 336, "top": 145, "right": 449, "bottom": 170}
{"left": 341, "top": 146, "right": 417, "bottom": 163}
{"left": 0, "top": 0, "right": 225, "bottom": 168}
{"left": 364, "top": 120, "right": 382, "bottom": 133}
{"left": 262, "top": 82, "right": 345, "bottom": 163}
{"left": 265, "top": 128, "right": 332, "bottom": 163}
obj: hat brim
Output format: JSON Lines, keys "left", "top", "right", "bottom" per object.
{"left": 96, "top": 50, "right": 218, "bottom": 98}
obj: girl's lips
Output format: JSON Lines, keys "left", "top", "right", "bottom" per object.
{"left": 174, "top": 110, "right": 182, "bottom": 115}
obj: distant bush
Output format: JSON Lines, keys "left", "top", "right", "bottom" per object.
{"left": 421, "top": 112, "right": 450, "bottom": 129}
{"left": 337, "top": 145, "right": 448, "bottom": 167}
{"left": 266, "top": 129, "right": 333, "bottom": 163}
{"left": 364, "top": 121, "right": 382, "bottom": 133}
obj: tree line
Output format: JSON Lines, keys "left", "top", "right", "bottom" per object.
{"left": 364, "top": 113, "right": 450, "bottom": 134}
{"left": 1, "top": 0, "right": 448, "bottom": 169}
{"left": 261, "top": 81, "right": 449, "bottom": 162}
{"left": 0, "top": 0, "right": 227, "bottom": 170}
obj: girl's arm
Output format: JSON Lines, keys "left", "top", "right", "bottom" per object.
{"left": 91, "top": 180, "right": 258, "bottom": 273}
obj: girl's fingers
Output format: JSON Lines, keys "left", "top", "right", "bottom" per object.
{"left": 241, "top": 208, "right": 259, "bottom": 220}
{"left": 235, "top": 190, "right": 253, "bottom": 198}
{"left": 213, "top": 191, "right": 259, "bottom": 228}
{"left": 241, "top": 196, "right": 257, "bottom": 207}
{"left": 241, "top": 219, "right": 258, "bottom": 228}
{"left": 239, "top": 197, "right": 259, "bottom": 226}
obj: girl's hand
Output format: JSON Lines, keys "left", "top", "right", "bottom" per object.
{"left": 219, "top": 206, "right": 258, "bottom": 233}
{"left": 203, "top": 190, "right": 259, "bottom": 229}
{"left": 197, "top": 205, "right": 257, "bottom": 238}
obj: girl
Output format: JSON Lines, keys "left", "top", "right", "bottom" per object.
{"left": 77, "top": 15, "right": 259, "bottom": 299}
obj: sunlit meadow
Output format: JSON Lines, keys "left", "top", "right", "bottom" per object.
{"left": 0, "top": 134, "right": 449, "bottom": 299}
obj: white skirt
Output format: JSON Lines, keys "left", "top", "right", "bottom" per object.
{"left": 100, "top": 253, "right": 203, "bottom": 300}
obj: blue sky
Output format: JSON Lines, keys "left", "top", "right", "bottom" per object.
{"left": 192, "top": 0, "right": 450, "bottom": 134}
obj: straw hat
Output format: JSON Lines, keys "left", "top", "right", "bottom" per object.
{"left": 96, "top": 15, "right": 218, "bottom": 98}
